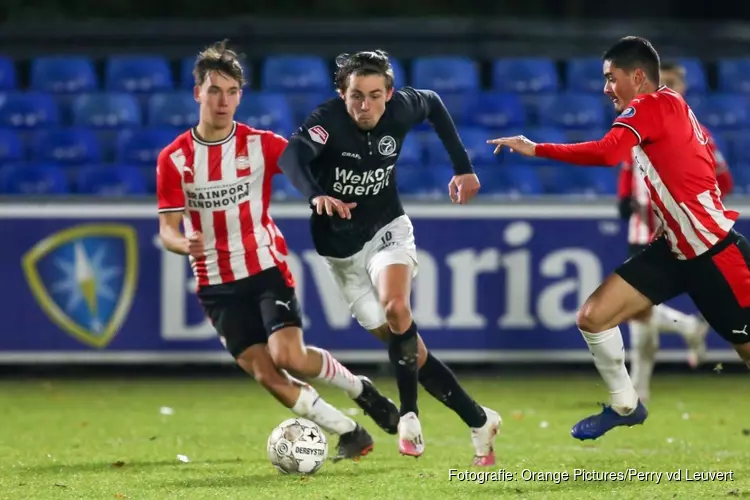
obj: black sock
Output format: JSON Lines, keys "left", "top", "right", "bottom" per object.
{"left": 388, "top": 321, "right": 419, "bottom": 416}
{"left": 418, "top": 352, "right": 487, "bottom": 428}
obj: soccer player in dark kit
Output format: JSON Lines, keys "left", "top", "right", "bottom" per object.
{"left": 278, "top": 50, "right": 501, "bottom": 465}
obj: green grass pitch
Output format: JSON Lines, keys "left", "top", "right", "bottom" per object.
{"left": 0, "top": 372, "right": 748, "bottom": 499}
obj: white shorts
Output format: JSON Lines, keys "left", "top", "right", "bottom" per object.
{"left": 323, "top": 215, "right": 418, "bottom": 330}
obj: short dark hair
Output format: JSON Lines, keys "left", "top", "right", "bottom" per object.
{"left": 660, "top": 60, "right": 686, "bottom": 78}
{"left": 602, "top": 36, "right": 661, "bottom": 84}
{"left": 193, "top": 39, "right": 246, "bottom": 87}
{"left": 334, "top": 50, "right": 395, "bottom": 91}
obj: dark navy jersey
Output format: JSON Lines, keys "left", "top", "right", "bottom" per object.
{"left": 282, "top": 86, "right": 473, "bottom": 258}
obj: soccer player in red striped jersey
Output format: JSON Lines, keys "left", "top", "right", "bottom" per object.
{"left": 156, "top": 40, "right": 399, "bottom": 460}
{"left": 618, "top": 61, "right": 735, "bottom": 402}
{"left": 489, "top": 36, "right": 750, "bottom": 440}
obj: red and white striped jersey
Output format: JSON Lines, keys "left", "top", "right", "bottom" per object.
{"left": 613, "top": 86, "right": 739, "bottom": 259}
{"left": 156, "top": 122, "right": 294, "bottom": 288}
{"left": 618, "top": 121, "right": 734, "bottom": 245}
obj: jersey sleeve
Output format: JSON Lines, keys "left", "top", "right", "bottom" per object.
{"left": 156, "top": 148, "right": 186, "bottom": 213}
{"left": 392, "top": 87, "right": 430, "bottom": 126}
{"left": 612, "top": 96, "right": 660, "bottom": 145}
{"left": 261, "top": 132, "right": 289, "bottom": 176}
{"left": 291, "top": 103, "right": 333, "bottom": 158}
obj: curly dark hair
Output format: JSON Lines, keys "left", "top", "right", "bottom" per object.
{"left": 334, "top": 50, "right": 395, "bottom": 91}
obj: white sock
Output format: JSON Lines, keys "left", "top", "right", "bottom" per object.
{"left": 580, "top": 326, "right": 639, "bottom": 414}
{"left": 291, "top": 383, "right": 357, "bottom": 435}
{"left": 650, "top": 304, "right": 697, "bottom": 339}
{"left": 628, "top": 321, "right": 659, "bottom": 400}
{"left": 309, "top": 347, "right": 363, "bottom": 399}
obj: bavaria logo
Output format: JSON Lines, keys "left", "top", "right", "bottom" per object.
{"left": 21, "top": 224, "right": 138, "bottom": 348}
{"left": 620, "top": 106, "right": 636, "bottom": 118}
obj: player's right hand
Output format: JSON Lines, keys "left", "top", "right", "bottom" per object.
{"left": 312, "top": 196, "right": 357, "bottom": 219}
{"left": 187, "top": 231, "right": 205, "bottom": 257}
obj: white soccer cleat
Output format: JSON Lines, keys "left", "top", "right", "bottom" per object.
{"left": 471, "top": 406, "right": 501, "bottom": 467}
{"left": 398, "top": 412, "right": 424, "bottom": 458}
{"left": 686, "top": 316, "right": 710, "bottom": 369}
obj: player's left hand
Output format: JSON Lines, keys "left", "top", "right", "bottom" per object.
{"left": 448, "top": 173, "right": 480, "bottom": 204}
{"left": 487, "top": 135, "right": 537, "bottom": 157}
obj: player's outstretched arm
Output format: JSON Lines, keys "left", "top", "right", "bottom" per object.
{"left": 487, "top": 126, "right": 638, "bottom": 167}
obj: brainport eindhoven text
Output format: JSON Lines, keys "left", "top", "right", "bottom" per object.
{"left": 448, "top": 468, "right": 735, "bottom": 484}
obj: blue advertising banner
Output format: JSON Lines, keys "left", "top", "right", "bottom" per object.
{"left": 1, "top": 201, "right": 746, "bottom": 364}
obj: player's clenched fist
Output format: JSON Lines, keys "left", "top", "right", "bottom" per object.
{"left": 312, "top": 196, "right": 357, "bottom": 219}
{"left": 448, "top": 173, "right": 481, "bottom": 204}
{"left": 187, "top": 231, "right": 205, "bottom": 258}
{"left": 487, "top": 135, "right": 537, "bottom": 157}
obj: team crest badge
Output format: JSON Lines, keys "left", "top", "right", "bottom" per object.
{"left": 21, "top": 224, "right": 139, "bottom": 348}
{"left": 378, "top": 135, "right": 397, "bottom": 156}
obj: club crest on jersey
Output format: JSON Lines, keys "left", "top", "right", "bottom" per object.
{"left": 620, "top": 107, "right": 636, "bottom": 118}
{"left": 235, "top": 156, "right": 251, "bottom": 172}
{"left": 378, "top": 135, "right": 397, "bottom": 156}
{"left": 308, "top": 125, "right": 329, "bottom": 145}
{"left": 21, "top": 224, "right": 139, "bottom": 348}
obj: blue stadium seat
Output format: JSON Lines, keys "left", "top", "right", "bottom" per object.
{"left": 105, "top": 56, "right": 174, "bottom": 93}
{"left": 116, "top": 128, "right": 176, "bottom": 166}
{"left": 0, "top": 57, "right": 16, "bottom": 91}
{"left": 730, "top": 131, "right": 750, "bottom": 164}
{"left": 424, "top": 127, "right": 495, "bottom": 166}
{"left": 676, "top": 57, "right": 708, "bottom": 94}
{"left": 0, "top": 163, "right": 68, "bottom": 194}
{"left": 534, "top": 164, "right": 589, "bottom": 195}
{"left": 147, "top": 92, "right": 198, "bottom": 128}
{"left": 399, "top": 135, "right": 423, "bottom": 165}
{"left": 729, "top": 163, "right": 750, "bottom": 194}
{"left": 492, "top": 58, "right": 560, "bottom": 94}
{"left": 76, "top": 165, "right": 147, "bottom": 195}
{"left": 235, "top": 92, "right": 294, "bottom": 137}
{"left": 472, "top": 163, "right": 514, "bottom": 197}
{"left": 717, "top": 58, "right": 750, "bottom": 94}
{"left": 411, "top": 57, "right": 480, "bottom": 92}
{"left": 30, "top": 57, "right": 98, "bottom": 93}
{"left": 464, "top": 92, "right": 526, "bottom": 129}
{"left": 538, "top": 93, "right": 606, "bottom": 129}
{"left": 565, "top": 57, "right": 604, "bottom": 94}
{"left": 691, "top": 94, "right": 750, "bottom": 130}
{"left": 72, "top": 93, "right": 141, "bottom": 129}
{"left": 32, "top": 128, "right": 102, "bottom": 166}
{"left": 0, "top": 92, "right": 59, "bottom": 129}
{"left": 506, "top": 165, "right": 543, "bottom": 195}
{"left": 397, "top": 163, "right": 440, "bottom": 198}
{"left": 0, "top": 129, "right": 23, "bottom": 164}
{"left": 179, "top": 56, "right": 252, "bottom": 89}
{"left": 262, "top": 56, "right": 330, "bottom": 92}
{"left": 389, "top": 57, "right": 407, "bottom": 88}
{"left": 583, "top": 167, "right": 618, "bottom": 195}
{"left": 286, "top": 91, "right": 338, "bottom": 126}
{"left": 271, "top": 175, "right": 304, "bottom": 200}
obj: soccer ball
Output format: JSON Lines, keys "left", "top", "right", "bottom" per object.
{"left": 267, "top": 418, "right": 328, "bottom": 474}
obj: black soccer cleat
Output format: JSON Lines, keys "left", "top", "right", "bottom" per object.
{"left": 331, "top": 424, "right": 374, "bottom": 462}
{"left": 353, "top": 376, "right": 399, "bottom": 435}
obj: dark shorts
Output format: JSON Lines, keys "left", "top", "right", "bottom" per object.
{"left": 196, "top": 267, "right": 303, "bottom": 358}
{"left": 628, "top": 243, "right": 648, "bottom": 259}
{"left": 616, "top": 229, "right": 750, "bottom": 345}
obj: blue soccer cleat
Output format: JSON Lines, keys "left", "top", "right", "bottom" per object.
{"left": 571, "top": 400, "right": 648, "bottom": 441}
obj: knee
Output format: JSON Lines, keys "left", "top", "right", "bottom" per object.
{"left": 383, "top": 296, "right": 411, "bottom": 328}
{"left": 576, "top": 299, "right": 611, "bottom": 333}
{"left": 268, "top": 344, "right": 307, "bottom": 374}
